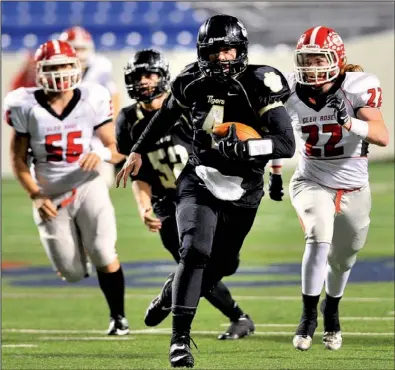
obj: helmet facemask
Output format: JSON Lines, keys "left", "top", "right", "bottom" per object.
{"left": 125, "top": 68, "right": 169, "bottom": 103}
{"left": 294, "top": 48, "right": 340, "bottom": 86}
{"left": 198, "top": 42, "right": 248, "bottom": 79}
{"left": 36, "top": 57, "right": 82, "bottom": 92}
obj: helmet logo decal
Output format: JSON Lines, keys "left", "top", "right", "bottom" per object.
{"left": 237, "top": 21, "right": 248, "bottom": 37}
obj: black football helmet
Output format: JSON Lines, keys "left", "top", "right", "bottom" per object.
{"left": 124, "top": 49, "right": 170, "bottom": 102}
{"left": 197, "top": 14, "right": 249, "bottom": 78}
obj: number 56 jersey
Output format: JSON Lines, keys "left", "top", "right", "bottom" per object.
{"left": 285, "top": 72, "right": 382, "bottom": 189}
{"left": 3, "top": 84, "right": 113, "bottom": 195}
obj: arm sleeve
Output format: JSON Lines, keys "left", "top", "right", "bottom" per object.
{"left": 130, "top": 154, "right": 156, "bottom": 185}
{"left": 115, "top": 110, "right": 134, "bottom": 155}
{"left": 257, "top": 106, "right": 296, "bottom": 159}
{"left": 131, "top": 94, "right": 184, "bottom": 154}
{"left": 251, "top": 68, "right": 295, "bottom": 160}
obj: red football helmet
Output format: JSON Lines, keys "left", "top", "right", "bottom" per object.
{"left": 35, "top": 40, "right": 82, "bottom": 92}
{"left": 59, "top": 26, "right": 95, "bottom": 67}
{"left": 294, "top": 26, "right": 346, "bottom": 86}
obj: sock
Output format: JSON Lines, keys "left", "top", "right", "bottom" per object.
{"left": 324, "top": 294, "right": 342, "bottom": 314}
{"left": 204, "top": 281, "right": 244, "bottom": 322}
{"left": 97, "top": 266, "right": 125, "bottom": 318}
{"left": 171, "top": 263, "right": 203, "bottom": 338}
{"left": 302, "top": 294, "right": 320, "bottom": 318}
{"left": 326, "top": 265, "right": 352, "bottom": 298}
{"left": 301, "top": 242, "right": 330, "bottom": 296}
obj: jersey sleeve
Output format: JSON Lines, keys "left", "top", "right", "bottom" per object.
{"left": 91, "top": 85, "right": 114, "bottom": 129}
{"left": 3, "top": 88, "right": 30, "bottom": 135}
{"left": 254, "top": 66, "right": 291, "bottom": 117}
{"left": 115, "top": 109, "right": 134, "bottom": 155}
{"left": 170, "top": 77, "right": 190, "bottom": 108}
{"left": 348, "top": 73, "right": 382, "bottom": 110}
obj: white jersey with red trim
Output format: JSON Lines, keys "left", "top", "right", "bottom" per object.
{"left": 82, "top": 54, "right": 118, "bottom": 95}
{"left": 285, "top": 71, "right": 382, "bottom": 189}
{"left": 3, "top": 83, "right": 113, "bottom": 195}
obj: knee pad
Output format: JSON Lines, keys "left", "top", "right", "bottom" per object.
{"left": 328, "top": 250, "right": 357, "bottom": 272}
{"left": 179, "top": 235, "right": 211, "bottom": 268}
{"left": 59, "top": 268, "right": 85, "bottom": 283}
{"left": 222, "top": 257, "right": 240, "bottom": 277}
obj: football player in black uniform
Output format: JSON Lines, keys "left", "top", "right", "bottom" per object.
{"left": 116, "top": 49, "right": 256, "bottom": 341}
{"left": 116, "top": 15, "right": 295, "bottom": 368}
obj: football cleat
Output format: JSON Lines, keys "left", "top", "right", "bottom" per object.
{"left": 169, "top": 334, "right": 195, "bottom": 368}
{"left": 144, "top": 272, "right": 174, "bottom": 327}
{"left": 107, "top": 315, "right": 130, "bottom": 336}
{"left": 320, "top": 298, "right": 342, "bottom": 350}
{"left": 218, "top": 314, "right": 255, "bottom": 340}
{"left": 292, "top": 317, "right": 318, "bottom": 351}
{"left": 322, "top": 331, "right": 343, "bottom": 350}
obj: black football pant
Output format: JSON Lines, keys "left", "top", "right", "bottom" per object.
{"left": 153, "top": 197, "right": 250, "bottom": 322}
{"left": 172, "top": 183, "right": 258, "bottom": 319}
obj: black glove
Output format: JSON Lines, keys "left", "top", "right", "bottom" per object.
{"left": 217, "top": 124, "right": 249, "bottom": 160}
{"left": 326, "top": 95, "right": 350, "bottom": 126}
{"left": 268, "top": 173, "right": 284, "bottom": 201}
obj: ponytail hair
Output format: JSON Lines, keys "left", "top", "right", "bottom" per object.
{"left": 341, "top": 63, "right": 364, "bottom": 73}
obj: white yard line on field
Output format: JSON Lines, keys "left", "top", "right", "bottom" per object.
{"left": 40, "top": 336, "right": 134, "bottom": 341}
{"left": 2, "top": 292, "right": 393, "bottom": 302}
{"left": 228, "top": 317, "right": 395, "bottom": 328}
{"left": 4, "top": 328, "right": 394, "bottom": 337}
{"left": 2, "top": 344, "right": 38, "bottom": 348}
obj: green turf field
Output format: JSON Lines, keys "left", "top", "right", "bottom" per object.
{"left": 2, "top": 161, "right": 394, "bottom": 369}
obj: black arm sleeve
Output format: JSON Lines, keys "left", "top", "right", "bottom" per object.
{"left": 131, "top": 94, "right": 184, "bottom": 154}
{"left": 115, "top": 109, "right": 134, "bottom": 155}
{"left": 253, "top": 106, "right": 295, "bottom": 161}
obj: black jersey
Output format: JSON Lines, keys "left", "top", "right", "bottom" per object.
{"left": 116, "top": 101, "right": 193, "bottom": 204}
{"left": 169, "top": 63, "right": 291, "bottom": 176}
{"left": 131, "top": 63, "right": 294, "bottom": 207}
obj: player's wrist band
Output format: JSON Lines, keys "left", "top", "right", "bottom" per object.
{"left": 247, "top": 139, "right": 273, "bottom": 156}
{"left": 349, "top": 117, "right": 369, "bottom": 139}
{"left": 92, "top": 147, "right": 112, "bottom": 162}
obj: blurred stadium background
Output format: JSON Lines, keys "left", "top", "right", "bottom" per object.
{"left": 2, "top": 1, "right": 394, "bottom": 175}
{"left": 2, "top": 3, "right": 394, "bottom": 369}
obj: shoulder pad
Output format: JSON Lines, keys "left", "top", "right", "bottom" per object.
{"left": 4, "top": 87, "right": 38, "bottom": 110}
{"left": 343, "top": 72, "right": 380, "bottom": 94}
{"left": 80, "top": 83, "right": 111, "bottom": 102}
{"left": 88, "top": 54, "right": 112, "bottom": 72}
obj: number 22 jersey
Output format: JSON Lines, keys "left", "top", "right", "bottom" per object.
{"left": 285, "top": 72, "right": 382, "bottom": 189}
{"left": 3, "top": 84, "right": 113, "bottom": 195}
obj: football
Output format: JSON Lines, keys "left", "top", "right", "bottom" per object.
{"left": 212, "top": 122, "right": 262, "bottom": 141}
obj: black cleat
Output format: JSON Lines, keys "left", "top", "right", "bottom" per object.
{"left": 292, "top": 316, "right": 318, "bottom": 351}
{"left": 169, "top": 334, "right": 195, "bottom": 368}
{"left": 144, "top": 272, "right": 174, "bottom": 327}
{"left": 218, "top": 314, "right": 255, "bottom": 340}
{"left": 107, "top": 315, "right": 129, "bottom": 336}
{"left": 320, "top": 298, "right": 343, "bottom": 350}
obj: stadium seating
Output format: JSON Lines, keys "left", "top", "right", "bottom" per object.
{"left": 1, "top": 1, "right": 208, "bottom": 51}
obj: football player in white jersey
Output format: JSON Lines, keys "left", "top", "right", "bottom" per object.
{"left": 4, "top": 40, "right": 129, "bottom": 335}
{"left": 59, "top": 26, "right": 120, "bottom": 187}
{"left": 284, "top": 26, "right": 389, "bottom": 351}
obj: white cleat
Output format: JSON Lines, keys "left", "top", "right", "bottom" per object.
{"left": 323, "top": 331, "right": 342, "bottom": 350}
{"left": 107, "top": 316, "right": 130, "bottom": 336}
{"left": 293, "top": 335, "right": 313, "bottom": 351}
